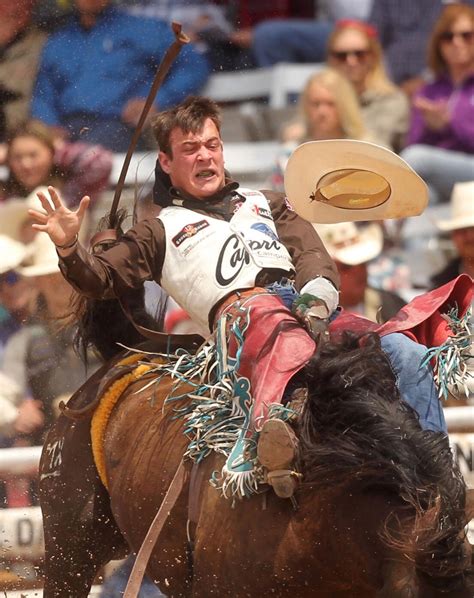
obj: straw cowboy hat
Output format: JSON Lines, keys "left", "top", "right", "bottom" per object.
{"left": 314, "top": 221, "right": 383, "bottom": 266}
{"left": 18, "top": 232, "right": 60, "bottom": 277}
{"left": 0, "top": 235, "right": 28, "bottom": 274}
{"left": 284, "top": 140, "right": 428, "bottom": 223}
{"left": 0, "top": 186, "right": 48, "bottom": 241}
{"left": 436, "top": 181, "right": 474, "bottom": 231}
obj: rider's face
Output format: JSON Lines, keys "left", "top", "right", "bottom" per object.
{"left": 159, "top": 118, "right": 226, "bottom": 200}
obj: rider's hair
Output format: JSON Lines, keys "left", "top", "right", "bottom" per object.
{"left": 151, "top": 96, "right": 222, "bottom": 157}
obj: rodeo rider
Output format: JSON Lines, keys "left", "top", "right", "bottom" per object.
{"left": 29, "top": 96, "right": 450, "bottom": 499}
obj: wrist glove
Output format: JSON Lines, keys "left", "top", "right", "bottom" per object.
{"left": 292, "top": 294, "right": 330, "bottom": 344}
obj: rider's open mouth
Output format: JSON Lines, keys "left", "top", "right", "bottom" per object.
{"left": 196, "top": 170, "right": 215, "bottom": 179}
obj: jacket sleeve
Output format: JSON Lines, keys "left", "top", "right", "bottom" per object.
{"left": 58, "top": 218, "right": 166, "bottom": 299}
{"left": 262, "top": 190, "right": 340, "bottom": 292}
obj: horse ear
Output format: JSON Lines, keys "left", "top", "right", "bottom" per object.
{"left": 466, "top": 488, "right": 474, "bottom": 522}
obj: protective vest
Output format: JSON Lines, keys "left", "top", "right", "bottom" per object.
{"left": 159, "top": 189, "right": 295, "bottom": 332}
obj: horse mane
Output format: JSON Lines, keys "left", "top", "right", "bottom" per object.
{"left": 298, "top": 331, "right": 469, "bottom": 589}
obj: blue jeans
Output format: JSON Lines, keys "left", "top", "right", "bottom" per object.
{"left": 100, "top": 554, "right": 165, "bottom": 597}
{"left": 400, "top": 144, "right": 474, "bottom": 205}
{"left": 252, "top": 19, "right": 333, "bottom": 67}
{"left": 381, "top": 333, "right": 447, "bottom": 434}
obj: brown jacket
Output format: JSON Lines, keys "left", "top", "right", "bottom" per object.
{"left": 59, "top": 180, "right": 339, "bottom": 306}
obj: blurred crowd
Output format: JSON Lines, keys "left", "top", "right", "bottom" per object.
{"left": 0, "top": 0, "right": 472, "bottom": 554}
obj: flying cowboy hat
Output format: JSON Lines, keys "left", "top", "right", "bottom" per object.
{"left": 284, "top": 140, "right": 428, "bottom": 223}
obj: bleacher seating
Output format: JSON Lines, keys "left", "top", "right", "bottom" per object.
{"left": 202, "top": 63, "right": 323, "bottom": 107}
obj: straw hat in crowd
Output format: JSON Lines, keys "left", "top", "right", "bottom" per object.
{"left": 314, "top": 221, "right": 384, "bottom": 265}
{"left": 0, "top": 186, "right": 48, "bottom": 242}
{"left": 0, "top": 235, "right": 28, "bottom": 275}
{"left": 436, "top": 181, "right": 474, "bottom": 232}
{"left": 17, "top": 232, "right": 60, "bottom": 277}
{"left": 284, "top": 140, "right": 428, "bottom": 224}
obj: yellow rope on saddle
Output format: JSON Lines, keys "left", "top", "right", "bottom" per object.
{"left": 91, "top": 353, "right": 152, "bottom": 489}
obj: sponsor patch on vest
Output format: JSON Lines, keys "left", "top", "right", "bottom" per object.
{"left": 251, "top": 222, "right": 279, "bottom": 242}
{"left": 172, "top": 220, "right": 210, "bottom": 247}
{"left": 252, "top": 205, "right": 272, "bottom": 220}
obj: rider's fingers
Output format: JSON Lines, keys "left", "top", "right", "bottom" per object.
{"left": 31, "top": 223, "right": 49, "bottom": 232}
{"left": 27, "top": 209, "right": 48, "bottom": 223}
{"left": 47, "top": 186, "right": 63, "bottom": 209}
{"left": 36, "top": 190, "right": 54, "bottom": 214}
{"left": 77, "top": 195, "right": 90, "bottom": 219}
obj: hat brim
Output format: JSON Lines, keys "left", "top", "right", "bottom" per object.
{"left": 437, "top": 216, "right": 474, "bottom": 232}
{"left": 334, "top": 234, "right": 383, "bottom": 266}
{"left": 314, "top": 222, "right": 383, "bottom": 265}
{"left": 0, "top": 188, "right": 48, "bottom": 241}
{"left": 284, "top": 140, "right": 428, "bottom": 224}
{"left": 18, "top": 263, "right": 60, "bottom": 277}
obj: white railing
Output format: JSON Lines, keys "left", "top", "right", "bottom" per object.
{"left": 202, "top": 63, "right": 323, "bottom": 107}
{"left": 0, "top": 408, "right": 472, "bottom": 477}
{"left": 3, "top": 588, "right": 102, "bottom": 597}
{"left": 0, "top": 446, "right": 42, "bottom": 476}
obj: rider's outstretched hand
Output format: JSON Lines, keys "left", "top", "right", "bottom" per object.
{"left": 29, "top": 186, "right": 90, "bottom": 250}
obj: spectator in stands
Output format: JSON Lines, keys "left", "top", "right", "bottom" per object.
{"left": 0, "top": 121, "right": 113, "bottom": 207}
{"left": 117, "top": 0, "right": 245, "bottom": 71}
{"left": 0, "top": 371, "right": 44, "bottom": 439}
{"left": 401, "top": 3, "right": 474, "bottom": 205}
{"left": 2, "top": 233, "right": 101, "bottom": 446}
{"left": 0, "top": 235, "right": 36, "bottom": 363}
{"left": 251, "top": 1, "right": 373, "bottom": 68}
{"left": 0, "top": 0, "right": 46, "bottom": 148}
{"left": 368, "top": 0, "right": 474, "bottom": 95}
{"left": 315, "top": 221, "right": 406, "bottom": 323}
{"left": 431, "top": 181, "right": 474, "bottom": 288}
{"left": 31, "top": 0, "right": 210, "bottom": 152}
{"left": 270, "top": 68, "right": 369, "bottom": 191}
{"left": 431, "top": 181, "right": 474, "bottom": 400}
{"left": 327, "top": 19, "right": 409, "bottom": 150}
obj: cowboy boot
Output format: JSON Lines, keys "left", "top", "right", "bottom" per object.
{"left": 257, "top": 418, "right": 300, "bottom": 499}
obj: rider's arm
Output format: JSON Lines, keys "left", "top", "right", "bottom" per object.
{"left": 262, "top": 190, "right": 340, "bottom": 312}
{"left": 58, "top": 218, "right": 166, "bottom": 299}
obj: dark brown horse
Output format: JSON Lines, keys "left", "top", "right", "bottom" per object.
{"left": 39, "top": 317, "right": 473, "bottom": 598}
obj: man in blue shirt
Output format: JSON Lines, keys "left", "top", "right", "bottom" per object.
{"left": 31, "top": 0, "right": 210, "bottom": 151}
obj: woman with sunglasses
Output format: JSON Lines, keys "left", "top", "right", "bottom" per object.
{"left": 401, "top": 4, "right": 474, "bottom": 205}
{"left": 327, "top": 20, "right": 409, "bottom": 151}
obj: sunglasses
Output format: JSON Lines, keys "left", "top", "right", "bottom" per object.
{"left": 330, "top": 49, "right": 371, "bottom": 62}
{"left": 440, "top": 30, "right": 474, "bottom": 43}
{"left": 0, "top": 270, "right": 20, "bottom": 287}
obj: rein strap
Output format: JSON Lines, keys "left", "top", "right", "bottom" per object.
{"left": 123, "top": 459, "right": 187, "bottom": 597}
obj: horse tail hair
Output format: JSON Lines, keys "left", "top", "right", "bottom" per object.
{"left": 299, "top": 331, "right": 470, "bottom": 590}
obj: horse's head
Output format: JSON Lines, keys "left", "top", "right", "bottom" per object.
{"left": 296, "top": 332, "right": 472, "bottom": 597}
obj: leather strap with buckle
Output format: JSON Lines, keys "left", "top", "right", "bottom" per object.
{"left": 212, "top": 287, "right": 268, "bottom": 329}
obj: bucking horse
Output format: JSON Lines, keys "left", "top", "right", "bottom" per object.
{"left": 38, "top": 277, "right": 474, "bottom": 598}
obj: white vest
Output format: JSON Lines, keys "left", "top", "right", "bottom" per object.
{"left": 159, "top": 189, "right": 295, "bottom": 332}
